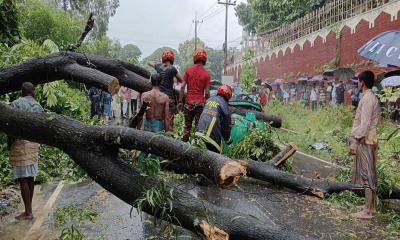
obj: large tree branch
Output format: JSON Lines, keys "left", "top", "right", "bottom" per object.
{"left": 0, "top": 52, "right": 282, "bottom": 127}
{"left": 0, "top": 54, "right": 119, "bottom": 95}
{"left": 0, "top": 102, "right": 307, "bottom": 240}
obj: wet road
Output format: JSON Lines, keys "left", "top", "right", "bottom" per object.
{"left": 1, "top": 174, "right": 397, "bottom": 240}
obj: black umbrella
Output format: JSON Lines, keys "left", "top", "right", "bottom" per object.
{"left": 358, "top": 30, "right": 400, "bottom": 67}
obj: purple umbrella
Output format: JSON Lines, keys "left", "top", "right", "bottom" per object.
{"left": 381, "top": 76, "right": 400, "bottom": 87}
{"left": 358, "top": 30, "right": 400, "bottom": 67}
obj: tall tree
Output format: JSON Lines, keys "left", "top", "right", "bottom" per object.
{"left": 205, "top": 47, "right": 224, "bottom": 81}
{"left": 18, "top": 0, "right": 82, "bottom": 47}
{"left": 121, "top": 44, "right": 142, "bottom": 61}
{"left": 178, "top": 38, "right": 223, "bottom": 81}
{"left": 141, "top": 47, "right": 180, "bottom": 72}
{"left": 178, "top": 38, "right": 205, "bottom": 72}
{"left": 0, "top": 0, "right": 20, "bottom": 46}
{"left": 240, "top": 49, "right": 256, "bottom": 92}
{"left": 235, "top": 0, "right": 329, "bottom": 34}
{"left": 55, "top": 0, "right": 119, "bottom": 38}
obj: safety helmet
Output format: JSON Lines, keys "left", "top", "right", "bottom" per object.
{"left": 161, "top": 49, "right": 174, "bottom": 64}
{"left": 193, "top": 48, "right": 207, "bottom": 65}
{"left": 217, "top": 84, "right": 232, "bottom": 100}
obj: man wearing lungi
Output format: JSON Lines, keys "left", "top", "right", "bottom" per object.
{"left": 350, "top": 71, "right": 380, "bottom": 219}
{"left": 9, "top": 82, "right": 44, "bottom": 220}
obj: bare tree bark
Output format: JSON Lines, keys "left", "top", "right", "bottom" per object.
{"left": 0, "top": 53, "right": 120, "bottom": 95}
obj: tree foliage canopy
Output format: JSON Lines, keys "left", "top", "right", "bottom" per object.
{"left": 18, "top": 0, "right": 82, "bottom": 48}
{"left": 240, "top": 49, "right": 256, "bottom": 92}
{"left": 141, "top": 47, "right": 181, "bottom": 72}
{"left": 0, "top": 0, "right": 20, "bottom": 46}
{"left": 54, "top": 0, "right": 119, "bottom": 38}
{"left": 178, "top": 38, "right": 224, "bottom": 80}
{"left": 235, "top": 0, "right": 329, "bottom": 34}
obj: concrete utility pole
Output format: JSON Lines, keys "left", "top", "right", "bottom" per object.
{"left": 193, "top": 12, "right": 203, "bottom": 51}
{"left": 218, "top": 0, "right": 236, "bottom": 73}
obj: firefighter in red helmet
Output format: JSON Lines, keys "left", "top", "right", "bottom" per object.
{"left": 179, "top": 48, "right": 211, "bottom": 142}
{"left": 195, "top": 84, "right": 232, "bottom": 153}
{"left": 148, "top": 49, "right": 183, "bottom": 131}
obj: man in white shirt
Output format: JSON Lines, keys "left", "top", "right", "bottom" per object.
{"left": 310, "top": 85, "right": 318, "bottom": 111}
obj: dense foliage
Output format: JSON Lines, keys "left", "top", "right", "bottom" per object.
{"left": 141, "top": 46, "right": 181, "bottom": 73}
{"left": 230, "top": 128, "right": 280, "bottom": 162}
{"left": 239, "top": 49, "right": 256, "bottom": 92}
{"left": 0, "top": 1, "right": 107, "bottom": 187}
{"left": 235, "top": 0, "right": 330, "bottom": 34}
{"left": 79, "top": 36, "right": 141, "bottom": 63}
{"left": 18, "top": 0, "right": 82, "bottom": 48}
{"left": 178, "top": 38, "right": 224, "bottom": 80}
{"left": 0, "top": 0, "right": 20, "bottom": 46}
{"left": 53, "top": 0, "right": 119, "bottom": 38}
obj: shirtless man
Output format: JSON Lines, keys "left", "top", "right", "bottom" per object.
{"left": 141, "top": 73, "right": 170, "bottom": 133}
{"left": 147, "top": 49, "right": 183, "bottom": 131}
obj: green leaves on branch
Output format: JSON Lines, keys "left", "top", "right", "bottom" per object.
{"left": 18, "top": 0, "right": 82, "bottom": 48}
{"left": 0, "top": 0, "right": 20, "bottom": 46}
{"left": 235, "top": 0, "right": 329, "bottom": 34}
{"left": 230, "top": 128, "right": 280, "bottom": 162}
{"left": 240, "top": 49, "right": 256, "bottom": 92}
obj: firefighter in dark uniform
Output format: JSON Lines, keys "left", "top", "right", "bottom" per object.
{"left": 195, "top": 85, "right": 232, "bottom": 153}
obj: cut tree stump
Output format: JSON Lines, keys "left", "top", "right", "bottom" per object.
{"left": 0, "top": 102, "right": 309, "bottom": 240}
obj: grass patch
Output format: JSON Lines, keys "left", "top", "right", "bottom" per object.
{"left": 266, "top": 100, "right": 400, "bottom": 236}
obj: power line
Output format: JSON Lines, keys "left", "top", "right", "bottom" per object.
{"left": 186, "top": 22, "right": 194, "bottom": 40}
{"left": 198, "top": 1, "right": 219, "bottom": 19}
{"left": 201, "top": 6, "right": 224, "bottom": 20}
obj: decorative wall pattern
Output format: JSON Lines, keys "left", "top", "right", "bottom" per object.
{"left": 227, "top": 1, "right": 400, "bottom": 82}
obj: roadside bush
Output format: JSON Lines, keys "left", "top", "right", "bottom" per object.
{"left": 230, "top": 128, "right": 280, "bottom": 162}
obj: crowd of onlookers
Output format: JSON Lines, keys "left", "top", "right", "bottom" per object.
{"left": 256, "top": 78, "right": 399, "bottom": 123}
{"left": 87, "top": 85, "right": 140, "bottom": 120}
{"left": 258, "top": 79, "right": 359, "bottom": 111}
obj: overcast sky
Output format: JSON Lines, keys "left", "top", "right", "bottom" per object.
{"left": 107, "top": 0, "right": 245, "bottom": 58}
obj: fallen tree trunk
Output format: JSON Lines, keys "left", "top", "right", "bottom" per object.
{"left": 230, "top": 107, "right": 282, "bottom": 128}
{"left": 0, "top": 53, "right": 121, "bottom": 95}
{"left": 247, "top": 160, "right": 354, "bottom": 198}
{"left": 100, "top": 119, "right": 398, "bottom": 199}
{"left": 0, "top": 102, "right": 308, "bottom": 240}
